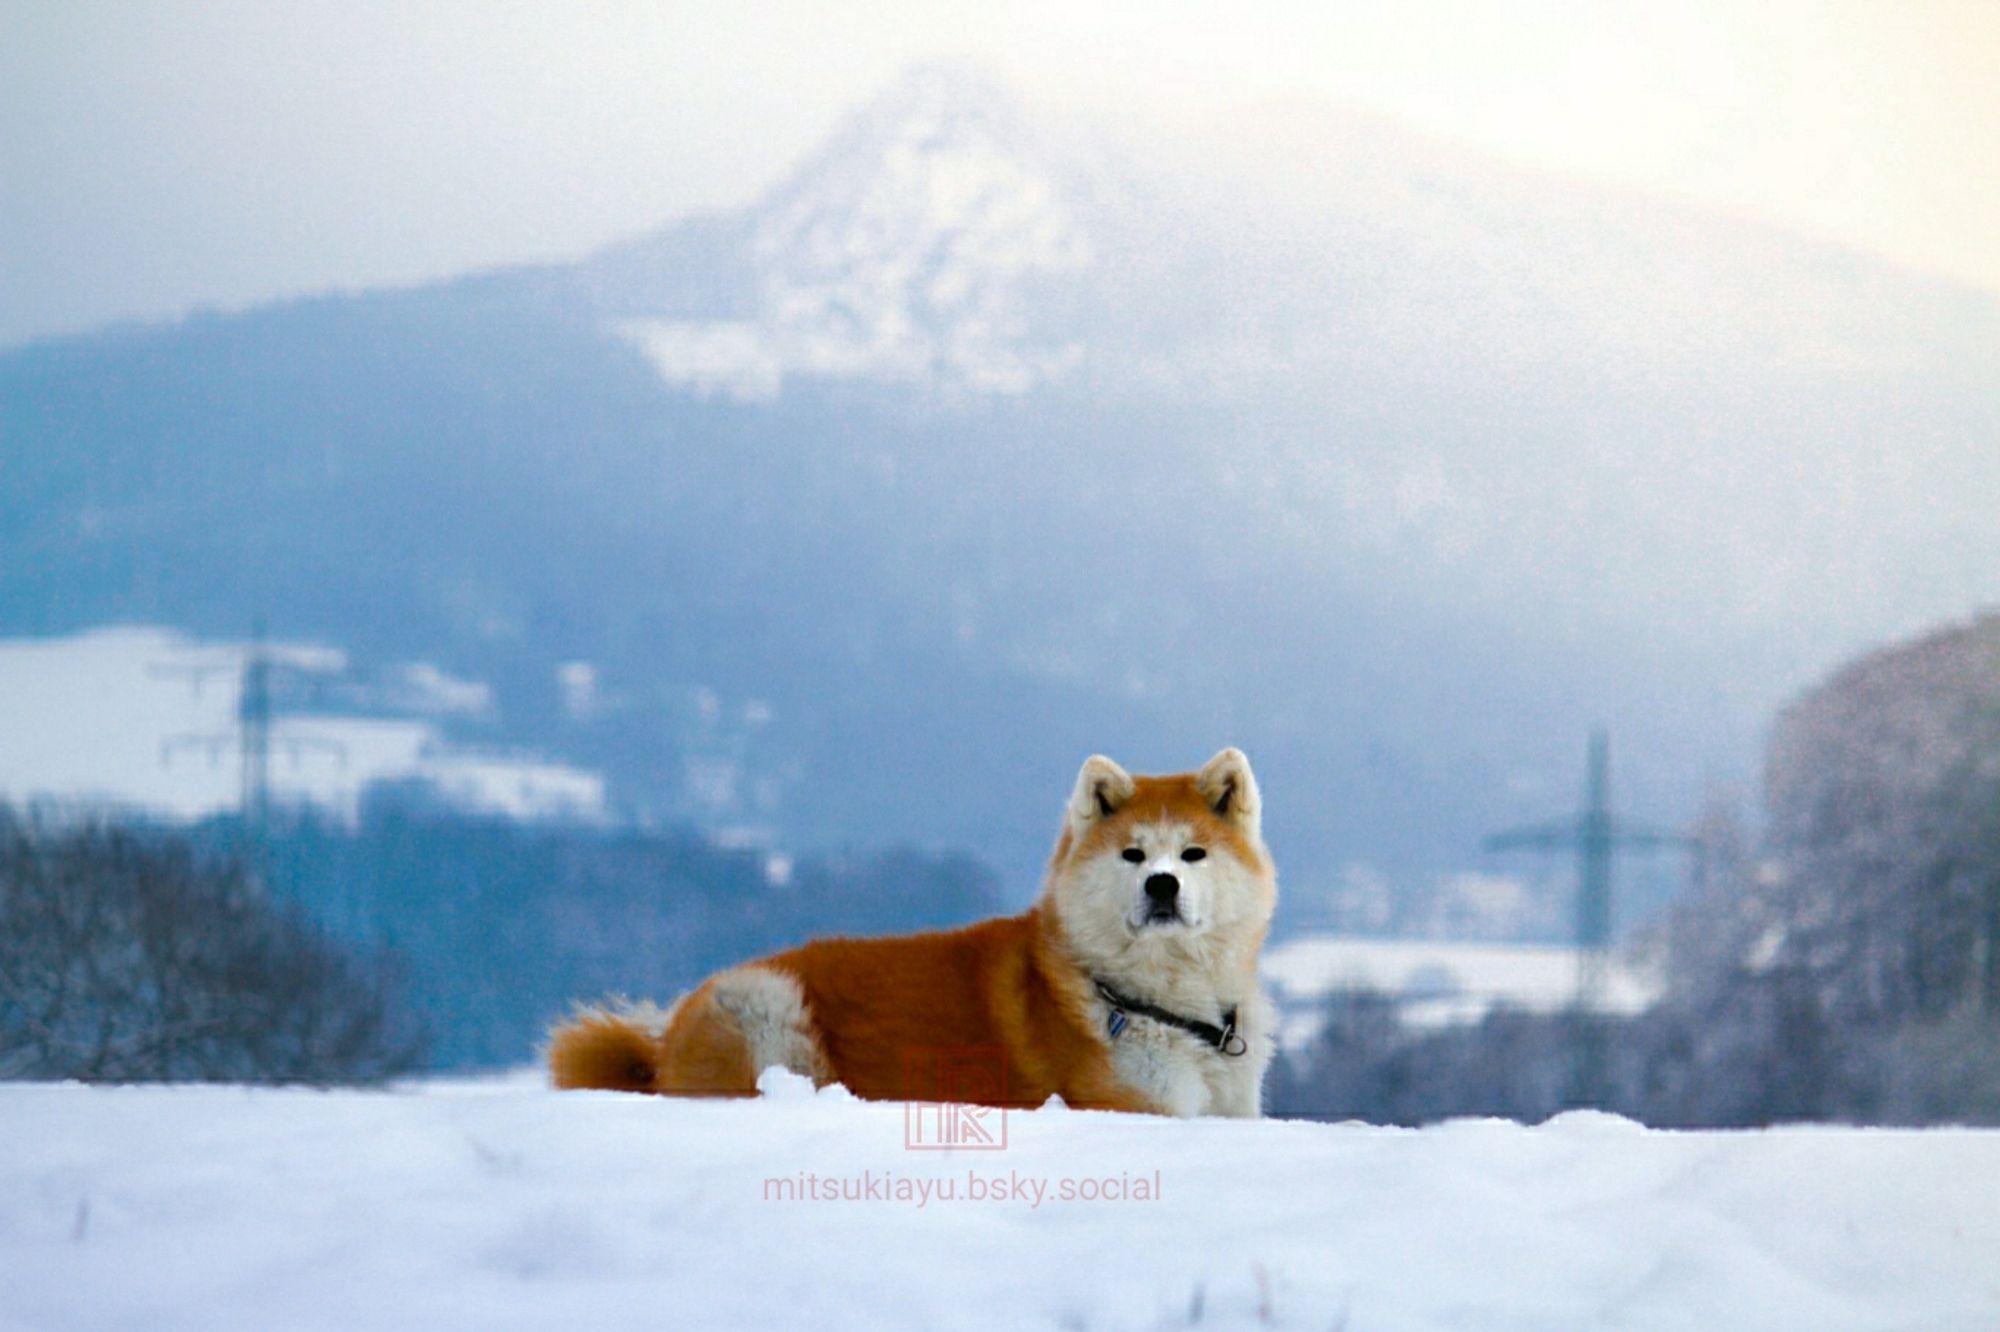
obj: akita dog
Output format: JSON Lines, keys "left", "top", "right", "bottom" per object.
{"left": 547, "top": 749, "right": 1277, "bottom": 1117}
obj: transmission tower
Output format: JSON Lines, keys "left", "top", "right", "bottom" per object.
{"left": 239, "top": 619, "right": 273, "bottom": 829}
{"left": 160, "top": 619, "right": 346, "bottom": 860}
{"left": 1483, "top": 728, "right": 1700, "bottom": 1106}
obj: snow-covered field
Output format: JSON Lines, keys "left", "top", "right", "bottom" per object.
{"left": 4, "top": 1073, "right": 1998, "bottom": 1332}
{"left": 0, "top": 627, "right": 604, "bottom": 823}
{"left": 1261, "top": 935, "right": 1660, "bottom": 1042}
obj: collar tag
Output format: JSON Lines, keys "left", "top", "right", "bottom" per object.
{"left": 1107, "top": 1008, "right": 1128, "bottom": 1039}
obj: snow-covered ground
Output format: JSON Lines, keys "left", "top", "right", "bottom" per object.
{"left": 4, "top": 1074, "right": 1998, "bottom": 1331}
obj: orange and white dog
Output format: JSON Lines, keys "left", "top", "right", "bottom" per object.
{"left": 547, "top": 749, "right": 1277, "bottom": 1117}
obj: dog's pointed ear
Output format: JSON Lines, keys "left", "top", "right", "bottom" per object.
{"left": 1197, "top": 748, "right": 1261, "bottom": 837}
{"left": 1067, "top": 754, "right": 1135, "bottom": 835}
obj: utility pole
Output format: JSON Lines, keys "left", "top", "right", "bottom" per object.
{"left": 1483, "top": 728, "right": 1700, "bottom": 1106}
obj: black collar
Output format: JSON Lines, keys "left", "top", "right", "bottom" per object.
{"left": 1093, "top": 978, "right": 1249, "bottom": 1057}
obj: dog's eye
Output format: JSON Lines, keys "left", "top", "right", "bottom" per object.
{"left": 1181, "top": 846, "right": 1207, "bottom": 863}
{"left": 1121, "top": 847, "right": 1145, "bottom": 864}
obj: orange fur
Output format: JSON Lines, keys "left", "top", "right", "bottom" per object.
{"left": 547, "top": 755, "right": 1273, "bottom": 1116}
{"left": 548, "top": 1010, "right": 668, "bottom": 1093}
{"left": 758, "top": 909, "right": 1155, "bottom": 1111}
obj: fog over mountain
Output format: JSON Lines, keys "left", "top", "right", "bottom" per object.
{"left": 4, "top": 66, "right": 1996, "bottom": 928}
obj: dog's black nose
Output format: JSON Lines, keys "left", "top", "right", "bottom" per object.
{"left": 1144, "top": 873, "right": 1180, "bottom": 906}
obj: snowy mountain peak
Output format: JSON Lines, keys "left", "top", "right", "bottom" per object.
{"left": 618, "top": 66, "right": 1092, "bottom": 399}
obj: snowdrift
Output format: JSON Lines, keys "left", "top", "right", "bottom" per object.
{"left": 4, "top": 1073, "right": 1997, "bottom": 1330}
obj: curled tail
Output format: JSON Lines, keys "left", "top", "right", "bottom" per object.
{"left": 546, "top": 1003, "right": 673, "bottom": 1093}
{"left": 547, "top": 970, "right": 828, "bottom": 1097}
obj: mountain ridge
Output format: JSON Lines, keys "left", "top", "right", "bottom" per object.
{"left": 3, "top": 67, "right": 1995, "bottom": 926}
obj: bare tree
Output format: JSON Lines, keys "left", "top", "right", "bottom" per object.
{"left": 0, "top": 808, "right": 422, "bottom": 1083}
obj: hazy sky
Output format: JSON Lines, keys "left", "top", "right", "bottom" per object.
{"left": 4, "top": 0, "right": 1996, "bottom": 348}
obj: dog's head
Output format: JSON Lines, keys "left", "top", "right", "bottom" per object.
{"left": 1044, "top": 749, "right": 1277, "bottom": 961}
